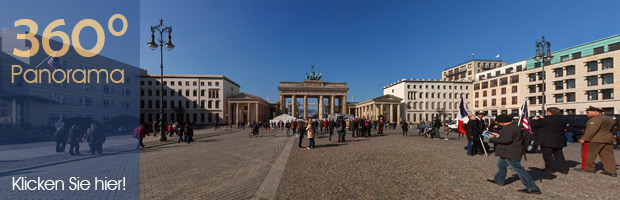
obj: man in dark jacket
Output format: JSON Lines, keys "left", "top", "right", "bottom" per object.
{"left": 465, "top": 115, "right": 479, "bottom": 156}
{"left": 530, "top": 107, "right": 568, "bottom": 174}
{"left": 487, "top": 114, "right": 541, "bottom": 194}
{"left": 432, "top": 117, "right": 442, "bottom": 139}
{"left": 85, "top": 123, "right": 105, "bottom": 155}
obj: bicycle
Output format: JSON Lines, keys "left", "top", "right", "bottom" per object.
{"left": 249, "top": 130, "right": 259, "bottom": 138}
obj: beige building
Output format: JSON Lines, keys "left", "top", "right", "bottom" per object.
{"left": 226, "top": 93, "right": 271, "bottom": 124}
{"left": 352, "top": 95, "right": 402, "bottom": 121}
{"left": 472, "top": 61, "right": 526, "bottom": 116}
{"left": 442, "top": 59, "right": 506, "bottom": 81}
{"left": 383, "top": 78, "right": 472, "bottom": 123}
{"left": 522, "top": 41, "right": 620, "bottom": 116}
{"left": 139, "top": 70, "right": 240, "bottom": 125}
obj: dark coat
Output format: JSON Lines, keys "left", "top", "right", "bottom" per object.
{"left": 490, "top": 123, "right": 523, "bottom": 159}
{"left": 466, "top": 120, "right": 479, "bottom": 141}
{"left": 530, "top": 115, "right": 568, "bottom": 148}
{"left": 401, "top": 121, "right": 409, "bottom": 131}
{"left": 85, "top": 126, "right": 106, "bottom": 144}
{"left": 432, "top": 119, "right": 441, "bottom": 128}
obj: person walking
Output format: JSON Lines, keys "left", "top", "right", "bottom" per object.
{"left": 297, "top": 120, "right": 305, "bottom": 148}
{"left": 432, "top": 117, "right": 442, "bottom": 139}
{"left": 530, "top": 107, "right": 569, "bottom": 174}
{"left": 487, "top": 114, "right": 541, "bottom": 194}
{"left": 443, "top": 121, "right": 450, "bottom": 140}
{"left": 53, "top": 127, "right": 68, "bottom": 152}
{"left": 84, "top": 123, "right": 105, "bottom": 155}
{"left": 338, "top": 118, "right": 347, "bottom": 142}
{"left": 328, "top": 119, "right": 335, "bottom": 141}
{"left": 133, "top": 124, "right": 149, "bottom": 150}
{"left": 306, "top": 120, "right": 315, "bottom": 149}
{"left": 291, "top": 120, "right": 297, "bottom": 135}
{"left": 401, "top": 120, "right": 409, "bottom": 136}
{"left": 377, "top": 119, "right": 384, "bottom": 135}
{"left": 418, "top": 119, "right": 425, "bottom": 136}
{"left": 575, "top": 106, "right": 617, "bottom": 177}
{"left": 185, "top": 123, "right": 194, "bottom": 144}
{"left": 285, "top": 121, "right": 291, "bottom": 136}
{"left": 152, "top": 120, "right": 159, "bottom": 136}
{"left": 67, "top": 125, "right": 82, "bottom": 156}
{"left": 176, "top": 123, "right": 185, "bottom": 143}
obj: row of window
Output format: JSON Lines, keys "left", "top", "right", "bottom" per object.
{"left": 77, "top": 97, "right": 131, "bottom": 109}
{"left": 140, "top": 100, "right": 221, "bottom": 110}
{"left": 474, "top": 75, "right": 519, "bottom": 90}
{"left": 531, "top": 58, "right": 613, "bottom": 82}
{"left": 406, "top": 92, "right": 468, "bottom": 100}
{"left": 556, "top": 43, "right": 620, "bottom": 63}
{"left": 407, "top": 101, "right": 460, "bottom": 110}
{"left": 49, "top": 114, "right": 125, "bottom": 123}
{"left": 474, "top": 96, "right": 519, "bottom": 108}
{"left": 406, "top": 84, "right": 469, "bottom": 90}
{"left": 102, "top": 85, "right": 131, "bottom": 96}
{"left": 475, "top": 86, "right": 519, "bottom": 98}
{"left": 141, "top": 112, "right": 221, "bottom": 124}
{"left": 141, "top": 80, "right": 220, "bottom": 87}
{"left": 140, "top": 89, "right": 220, "bottom": 98}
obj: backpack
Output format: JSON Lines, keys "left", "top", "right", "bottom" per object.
{"left": 521, "top": 129, "right": 536, "bottom": 160}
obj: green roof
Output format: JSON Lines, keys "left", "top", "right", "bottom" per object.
{"left": 526, "top": 34, "right": 620, "bottom": 69}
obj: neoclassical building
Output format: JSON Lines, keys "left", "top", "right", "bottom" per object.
{"left": 383, "top": 79, "right": 472, "bottom": 123}
{"left": 352, "top": 95, "right": 402, "bottom": 122}
{"left": 226, "top": 93, "right": 271, "bottom": 124}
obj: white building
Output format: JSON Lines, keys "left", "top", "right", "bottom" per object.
{"left": 383, "top": 78, "right": 472, "bottom": 123}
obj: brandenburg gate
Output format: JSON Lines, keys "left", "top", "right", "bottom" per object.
{"left": 278, "top": 66, "right": 349, "bottom": 120}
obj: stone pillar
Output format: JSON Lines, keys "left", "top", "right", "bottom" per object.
{"left": 236, "top": 103, "right": 240, "bottom": 124}
{"left": 342, "top": 96, "right": 347, "bottom": 115}
{"left": 279, "top": 95, "right": 284, "bottom": 114}
{"left": 303, "top": 96, "right": 308, "bottom": 120}
{"left": 319, "top": 95, "right": 324, "bottom": 119}
{"left": 255, "top": 102, "right": 259, "bottom": 122}
{"left": 397, "top": 104, "right": 401, "bottom": 122}
{"left": 380, "top": 104, "right": 384, "bottom": 120}
{"left": 330, "top": 96, "right": 335, "bottom": 114}
{"left": 228, "top": 102, "right": 232, "bottom": 124}
{"left": 291, "top": 95, "right": 296, "bottom": 118}
{"left": 390, "top": 104, "right": 394, "bottom": 121}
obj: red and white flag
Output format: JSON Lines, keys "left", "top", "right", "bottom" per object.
{"left": 518, "top": 98, "right": 532, "bottom": 133}
{"left": 457, "top": 97, "right": 468, "bottom": 134}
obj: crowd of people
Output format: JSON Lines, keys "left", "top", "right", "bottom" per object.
{"left": 52, "top": 123, "right": 107, "bottom": 155}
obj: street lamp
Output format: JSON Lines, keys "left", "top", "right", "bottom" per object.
{"left": 148, "top": 18, "right": 174, "bottom": 141}
{"left": 532, "top": 36, "right": 553, "bottom": 115}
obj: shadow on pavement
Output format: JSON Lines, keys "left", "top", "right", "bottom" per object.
{"left": 314, "top": 143, "right": 346, "bottom": 148}
{"left": 503, "top": 167, "right": 557, "bottom": 185}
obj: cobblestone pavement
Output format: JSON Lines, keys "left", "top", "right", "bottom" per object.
{"left": 276, "top": 129, "right": 620, "bottom": 199}
{"left": 140, "top": 128, "right": 292, "bottom": 200}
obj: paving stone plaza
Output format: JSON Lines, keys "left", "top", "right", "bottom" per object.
{"left": 135, "top": 128, "right": 620, "bottom": 199}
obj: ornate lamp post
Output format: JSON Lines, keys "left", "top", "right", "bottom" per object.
{"left": 533, "top": 36, "right": 553, "bottom": 115}
{"left": 147, "top": 18, "right": 175, "bottom": 141}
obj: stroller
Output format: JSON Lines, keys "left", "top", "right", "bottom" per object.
{"left": 422, "top": 127, "right": 434, "bottom": 138}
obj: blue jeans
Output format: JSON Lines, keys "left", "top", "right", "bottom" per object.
{"left": 434, "top": 128, "right": 441, "bottom": 138}
{"left": 466, "top": 140, "right": 474, "bottom": 155}
{"left": 286, "top": 128, "right": 290, "bottom": 136}
{"left": 494, "top": 157, "right": 539, "bottom": 191}
{"left": 565, "top": 131, "right": 574, "bottom": 143}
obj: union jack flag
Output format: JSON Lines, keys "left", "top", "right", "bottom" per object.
{"left": 518, "top": 98, "right": 532, "bottom": 133}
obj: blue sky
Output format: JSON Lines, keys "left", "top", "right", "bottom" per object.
{"left": 3, "top": 1, "right": 619, "bottom": 103}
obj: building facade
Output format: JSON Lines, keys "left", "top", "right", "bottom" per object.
{"left": 278, "top": 80, "right": 349, "bottom": 120}
{"left": 522, "top": 35, "right": 620, "bottom": 116}
{"left": 227, "top": 93, "right": 271, "bottom": 124}
{"left": 0, "top": 28, "right": 139, "bottom": 127}
{"left": 139, "top": 70, "right": 240, "bottom": 125}
{"left": 383, "top": 78, "right": 472, "bottom": 123}
{"left": 352, "top": 95, "right": 402, "bottom": 122}
{"left": 442, "top": 59, "right": 506, "bottom": 81}
{"left": 472, "top": 61, "right": 526, "bottom": 116}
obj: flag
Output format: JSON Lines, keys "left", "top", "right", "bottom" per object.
{"left": 457, "top": 97, "right": 468, "bottom": 134}
{"left": 518, "top": 98, "right": 532, "bottom": 133}
{"left": 470, "top": 52, "right": 475, "bottom": 58}
{"left": 495, "top": 53, "right": 501, "bottom": 58}
{"left": 47, "top": 57, "right": 63, "bottom": 70}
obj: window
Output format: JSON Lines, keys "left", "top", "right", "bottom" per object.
{"left": 528, "top": 73, "right": 536, "bottom": 82}
{"left": 602, "top": 89, "right": 614, "bottom": 100}
{"left": 481, "top": 82, "right": 488, "bottom": 89}
{"left": 193, "top": 81, "right": 197, "bottom": 86}
{"left": 185, "top": 81, "right": 190, "bottom": 86}
{"left": 610, "top": 42, "right": 620, "bottom": 51}
{"left": 602, "top": 73, "right": 614, "bottom": 85}
{"left": 554, "top": 94, "right": 564, "bottom": 103}
{"left": 178, "top": 89, "right": 183, "bottom": 97}
{"left": 103, "top": 85, "right": 113, "bottom": 94}
{"left": 501, "top": 98, "right": 506, "bottom": 105}
{"left": 572, "top": 52, "right": 581, "bottom": 59}
{"left": 501, "top": 87, "right": 506, "bottom": 95}
{"left": 537, "top": 72, "right": 545, "bottom": 80}
{"left": 148, "top": 89, "right": 152, "bottom": 96}
{"left": 215, "top": 82, "right": 220, "bottom": 86}
{"left": 185, "top": 90, "right": 190, "bottom": 96}
{"left": 566, "top": 79, "right": 575, "bottom": 89}
{"left": 208, "top": 82, "right": 212, "bottom": 86}
{"left": 500, "top": 77, "right": 508, "bottom": 86}
{"left": 566, "top": 93, "right": 575, "bottom": 102}
{"left": 586, "top": 76, "right": 598, "bottom": 86}
{"left": 475, "top": 92, "right": 479, "bottom": 98}
{"left": 554, "top": 81, "right": 563, "bottom": 90}
{"left": 193, "top": 90, "right": 197, "bottom": 97}
{"left": 529, "top": 85, "right": 536, "bottom": 93}
{"left": 602, "top": 58, "right": 613, "bottom": 69}
{"left": 554, "top": 68, "right": 563, "bottom": 77}
{"left": 510, "top": 75, "right": 519, "bottom": 84}
{"left": 483, "top": 91, "right": 487, "bottom": 97}
{"left": 483, "top": 100, "right": 487, "bottom": 107}
{"left": 490, "top": 80, "right": 497, "bottom": 87}
{"left": 560, "top": 55, "right": 569, "bottom": 62}
{"left": 512, "top": 96, "right": 518, "bottom": 105}
{"left": 491, "top": 99, "right": 496, "bottom": 106}
{"left": 491, "top": 89, "right": 496, "bottom": 96}
{"left": 171, "top": 81, "right": 175, "bottom": 86}
{"left": 474, "top": 83, "right": 480, "bottom": 90}
{"left": 593, "top": 46, "right": 604, "bottom": 55}
{"left": 587, "top": 90, "right": 598, "bottom": 100}
{"left": 512, "top": 86, "right": 518, "bottom": 93}
{"left": 201, "top": 81, "right": 205, "bottom": 86}
{"left": 529, "top": 97, "right": 536, "bottom": 105}
{"left": 587, "top": 61, "right": 598, "bottom": 72}
{"left": 565, "top": 65, "right": 575, "bottom": 75}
